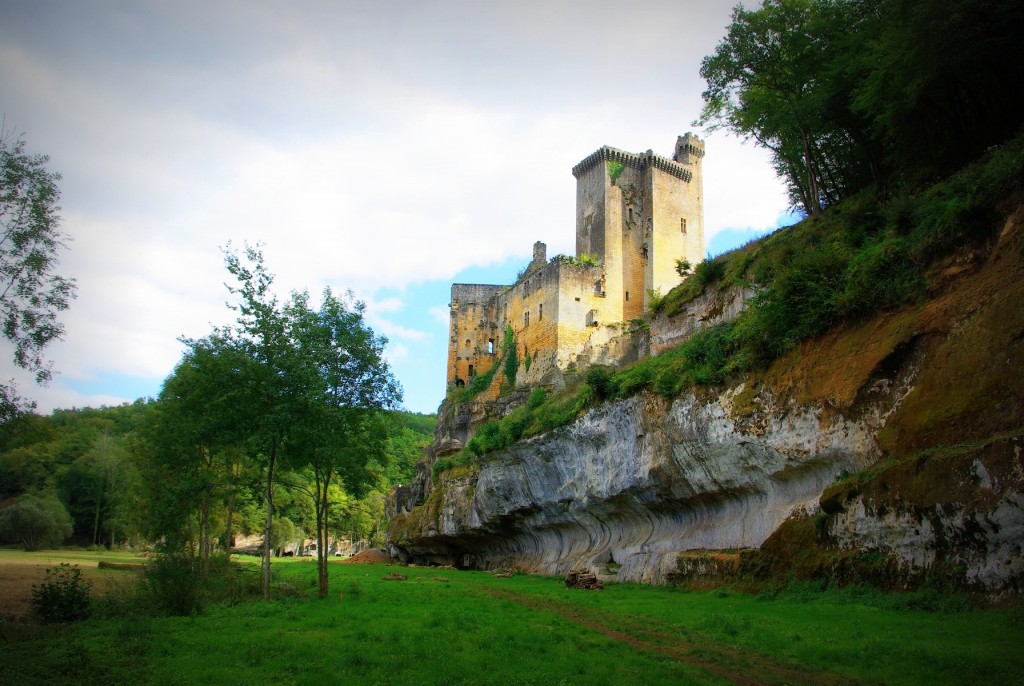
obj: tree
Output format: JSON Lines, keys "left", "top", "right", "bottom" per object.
{"left": 699, "top": 0, "right": 1024, "bottom": 207}
{"left": 0, "top": 493, "right": 73, "bottom": 550}
{"left": 0, "top": 132, "right": 77, "bottom": 423}
{"left": 852, "top": 0, "right": 1024, "bottom": 183}
{"left": 287, "top": 288, "right": 401, "bottom": 598}
{"left": 149, "top": 333, "right": 255, "bottom": 575}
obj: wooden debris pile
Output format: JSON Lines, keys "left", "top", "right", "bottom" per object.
{"left": 564, "top": 569, "right": 603, "bottom": 590}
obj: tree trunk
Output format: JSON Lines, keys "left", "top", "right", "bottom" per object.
{"left": 199, "top": 492, "right": 211, "bottom": 579}
{"left": 800, "top": 127, "right": 822, "bottom": 214}
{"left": 224, "top": 489, "right": 234, "bottom": 567}
{"left": 314, "top": 460, "right": 332, "bottom": 599}
{"left": 262, "top": 437, "right": 277, "bottom": 600}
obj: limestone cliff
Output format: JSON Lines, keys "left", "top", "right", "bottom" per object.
{"left": 390, "top": 204, "right": 1024, "bottom": 591}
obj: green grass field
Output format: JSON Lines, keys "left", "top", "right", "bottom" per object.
{"left": 1, "top": 552, "right": 1022, "bottom": 685}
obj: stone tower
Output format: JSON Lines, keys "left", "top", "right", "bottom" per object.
{"left": 571, "top": 133, "right": 705, "bottom": 320}
{"left": 445, "top": 135, "right": 705, "bottom": 393}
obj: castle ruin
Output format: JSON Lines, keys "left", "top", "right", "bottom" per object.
{"left": 447, "top": 134, "right": 705, "bottom": 397}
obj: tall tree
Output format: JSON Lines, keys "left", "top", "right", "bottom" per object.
{"left": 221, "top": 244, "right": 304, "bottom": 599}
{"left": 288, "top": 289, "right": 400, "bottom": 598}
{"left": 0, "top": 132, "right": 76, "bottom": 422}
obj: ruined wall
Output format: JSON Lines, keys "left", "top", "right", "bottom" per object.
{"left": 447, "top": 284, "right": 503, "bottom": 390}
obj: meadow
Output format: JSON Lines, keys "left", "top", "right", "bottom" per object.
{"left": 1, "top": 550, "right": 1022, "bottom": 685}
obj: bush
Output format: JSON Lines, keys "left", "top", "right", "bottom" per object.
{"left": 693, "top": 258, "right": 726, "bottom": 288}
{"left": 31, "top": 563, "right": 91, "bottom": 623}
{"left": 145, "top": 550, "right": 204, "bottom": 616}
{"left": 0, "top": 494, "right": 73, "bottom": 551}
{"left": 585, "top": 366, "right": 618, "bottom": 401}
{"left": 526, "top": 387, "right": 547, "bottom": 410}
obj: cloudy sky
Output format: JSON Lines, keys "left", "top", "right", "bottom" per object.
{"left": 1, "top": 0, "right": 791, "bottom": 415}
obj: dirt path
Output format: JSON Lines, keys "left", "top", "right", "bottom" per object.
{"left": 481, "top": 587, "right": 861, "bottom": 686}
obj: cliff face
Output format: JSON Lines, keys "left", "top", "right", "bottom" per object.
{"left": 390, "top": 205, "right": 1024, "bottom": 591}
{"left": 391, "top": 387, "right": 882, "bottom": 583}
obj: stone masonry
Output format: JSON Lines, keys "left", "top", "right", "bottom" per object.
{"left": 447, "top": 134, "right": 705, "bottom": 397}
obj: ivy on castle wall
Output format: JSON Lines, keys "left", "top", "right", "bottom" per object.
{"left": 503, "top": 324, "right": 519, "bottom": 387}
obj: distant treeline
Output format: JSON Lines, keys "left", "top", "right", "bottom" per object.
{"left": 0, "top": 401, "right": 434, "bottom": 551}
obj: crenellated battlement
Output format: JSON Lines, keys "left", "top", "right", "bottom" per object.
{"left": 571, "top": 146, "right": 694, "bottom": 182}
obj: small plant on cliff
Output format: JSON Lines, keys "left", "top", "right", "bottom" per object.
{"left": 646, "top": 288, "right": 666, "bottom": 314}
{"left": 694, "top": 258, "right": 726, "bottom": 288}
{"left": 607, "top": 160, "right": 625, "bottom": 185}
{"left": 675, "top": 258, "right": 692, "bottom": 277}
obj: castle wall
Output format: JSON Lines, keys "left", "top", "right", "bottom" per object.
{"left": 447, "top": 135, "right": 705, "bottom": 397}
{"left": 447, "top": 284, "right": 503, "bottom": 389}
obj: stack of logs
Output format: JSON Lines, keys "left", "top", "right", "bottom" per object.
{"left": 564, "top": 569, "right": 603, "bottom": 590}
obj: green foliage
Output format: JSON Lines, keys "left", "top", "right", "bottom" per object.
{"left": 699, "top": 0, "right": 1023, "bottom": 211}
{"left": 585, "top": 366, "right": 618, "bottom": 402}
{"left": 0, "top": 133, "right": 77, "bottom": 422}
{"left": 646, "top": 288, "right": 665, "bottom": 314}
{"left": 31, "top": 563, "right": 91, "bottom": 623}
{"left": 526, "top": 387, "right": 547, "bottom": 410}
{"left": 552, "top": 253, "right": 601, "bottom": 268}
{"left": 503, "top": 325, "right": 519, "bottom": 387}
{"left": 674, "top": 258, "right": 692, "bottom": 277}
{"left": 607, "top": 160, "right": 625, "bottom": 185}
{"left": 0, "top": 493, "right": 73, "bottom": 550}
{"left": 383, "top": 412, "right": 435, "bottom": 486}
{"left": 144, "top": 549, "right": 205, "bottom": 616}
{"left": 435, "top": 384, "right": 591, "bottom": 477}
{"left": 693, "top": 258, "right": 726, "bottom": 288}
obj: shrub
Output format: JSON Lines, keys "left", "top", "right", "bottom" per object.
{"left": 31, "top": 563, "right": 91, "bottom": 623}
{"left": 585, "top": 366, "right": 618, "bottom": 401}
{"left": 0, "top": 494, "right": 73, "bottom": 551}
{"left": 145, "top": 549, "right": 204, "bottom": 616}
{"left": 837, "top": 236, "right": 925, "bottom": 317}
{"left": 526, "top": 387, "right": 547, "bottom": 410}
{"left": 647, "top": 288, "right": 666, "bottom": 313}
{"left": 693, "top": 258, "right": 726, "bottom": 288}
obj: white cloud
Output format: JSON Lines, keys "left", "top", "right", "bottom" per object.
{"left": 428, "top": 306, "right": 451, "bottom": 326}
{"left": 0, "top": 0, "right": 788, "bottom": 415}
{"left": 384, "top": 342, "right": 410, "bottom": 364}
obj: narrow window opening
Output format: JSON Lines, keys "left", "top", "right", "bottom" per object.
{"left": 642, "top": 244, "right": 649, "bottom": 260}
{"left": 628, "top": 207, "right": 633, "bottom": 222}
{"left": 626, "top": 291, "right": 630, "bottom": 301}
{"left": 488, "top": 339, "right": 495, "bottom": 355}
{"left": 539, "top": 304, "right": 543, "bottom": 321}
{"left": 468, "top": 364, "right": 475, "bottom": 377}
{"left": 524, "top": 311, "right": 530, "bottom": 327}
{"left": 681, "top": 217, "right": 687, "bottom": 234}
